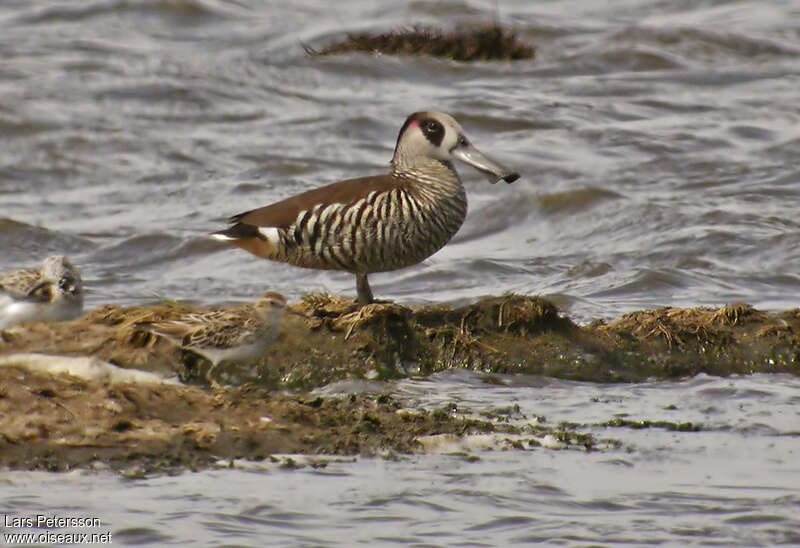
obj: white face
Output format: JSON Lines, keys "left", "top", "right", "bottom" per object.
{"left": 395, "top": 111, "right": 520, "bottom": 184}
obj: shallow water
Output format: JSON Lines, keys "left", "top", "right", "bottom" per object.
{"left": 1, "top": 0, "right": 800, "bottom": 546}
{"left": 3, "top": 373, "right": 799, "bottom": 546}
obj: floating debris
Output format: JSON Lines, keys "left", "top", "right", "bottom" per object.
{"left": 306, "top": 24, "right": 535, "bottom": 62}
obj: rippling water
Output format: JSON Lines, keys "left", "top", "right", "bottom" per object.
{"left": 2, "top": 0, "right": 799, "bottom": 545}
{"left": 3, "top": 373, "right": 800, "bottom": 546}
{"left": 3, "top": 0, "right": 799, "bottom": 320}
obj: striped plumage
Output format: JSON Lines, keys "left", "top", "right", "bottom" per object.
{"left": 139, "top": 292, "right": 287, "bottom": 380}
{"left": 213, "top": 111, "right": 519, "bottom": 304}
{"left": 252, "top": 162, "right": 466, "bottom": 273}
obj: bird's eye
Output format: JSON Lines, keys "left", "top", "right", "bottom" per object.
{"left": 59, "top": 277, "right": 74, "bottom": 293}
{"left": 419, "top": 119, "right": 445, "bottom": 145}
{"left": 457, "top": 135, "right": 469, "bottom": 147}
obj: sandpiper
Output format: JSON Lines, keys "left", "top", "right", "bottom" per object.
{"left": 0, "top": 255, "right": 84, "bottom": 330}
{"left": 139, "top": 292, "right": 287, "bottom": 382}
{"left": 212, "top": 111, "right": 519, "bottom": 304}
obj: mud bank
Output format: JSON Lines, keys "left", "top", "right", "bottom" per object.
{"left": 1, "top": 295, "right": 797, "bottom": 472}
{"left": 0, "top": 363, "right": 609, "bottom": 474}
{"left": 0, "top": 365, "right": 526, "bottom": 473}
{"left": 2, "top": 295, "right": 798, "bottom": 388}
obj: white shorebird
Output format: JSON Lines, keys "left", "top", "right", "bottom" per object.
{"left": 0, "top": 255, "right": 84, "bottom": 330}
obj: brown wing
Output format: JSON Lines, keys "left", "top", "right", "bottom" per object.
{"left": 191, "top": 324, "right": 259, "bottom": 349}
{"left": 145, "top": 309, "right": 256, "bottom": 349}
{"left": 230, "top": 174, "right": 401, "bottom": 229}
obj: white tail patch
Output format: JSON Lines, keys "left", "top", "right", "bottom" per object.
{"left": 211, "top": 233, "right": 235, "bottom": 242}
{"left": 212, "top": 228, "right": 278, "bottom": 259}
{"left": 258, "top": 227, "right": 281, "bottom": 246}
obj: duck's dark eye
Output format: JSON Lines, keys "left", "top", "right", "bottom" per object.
{"left": 457, "top": 135, "right": 469, "bottom": 147}
{"left": 420, "top": 120, "right": 444, "bottom": 146}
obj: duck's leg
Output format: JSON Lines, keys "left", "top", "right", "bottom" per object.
{"left": 356, "top": 273, "right": 374, "bottom": 305}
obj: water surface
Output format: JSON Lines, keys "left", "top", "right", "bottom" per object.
{"left": 3, "top": 373, "right": 800, "bottom": 546}
{"left": 2, "top": 0, "right": 798, "bottom": 321}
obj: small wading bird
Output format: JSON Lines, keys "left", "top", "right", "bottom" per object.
{"left": 138, "top": 292, "right": 287, "bottom": 383}
{"left": 0, "top": 255, "right": 84, "bottom": 330}
{"left": 212, "top": 111, "right": 519, "bottom": 304}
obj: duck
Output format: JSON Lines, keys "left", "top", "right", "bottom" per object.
{"left": 212, "top": 111, "right": 519, "bottom": 304}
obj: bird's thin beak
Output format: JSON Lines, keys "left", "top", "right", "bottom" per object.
{"left": 451, "top": 143, "right": 520, "bottom": 184}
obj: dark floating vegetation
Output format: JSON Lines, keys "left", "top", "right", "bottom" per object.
{"left": 597, "top": 419, "right": 704, "bottom": 432}
{"left": 305, "top": 24, "right": 535, "bottom": 62}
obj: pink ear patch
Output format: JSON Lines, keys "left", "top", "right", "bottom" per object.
{"left": 409, "top": 120, "right": 420, "bottom": 128}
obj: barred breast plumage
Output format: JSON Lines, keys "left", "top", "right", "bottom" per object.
{"left": 213, "top": 111, "right": 520, "bottom": 304}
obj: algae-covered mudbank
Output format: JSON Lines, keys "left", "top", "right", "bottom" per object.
{"left": 1, "top": 296, "right": 798, "bottom": 389}
{"left": 1, "top": 295, "right": 797, "bottom": 472}
{"left": 283, "top": 297, "right": 799, "bottom": 383}
{"left": 0, "top": 365, "right": 608, "bottom": 473}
